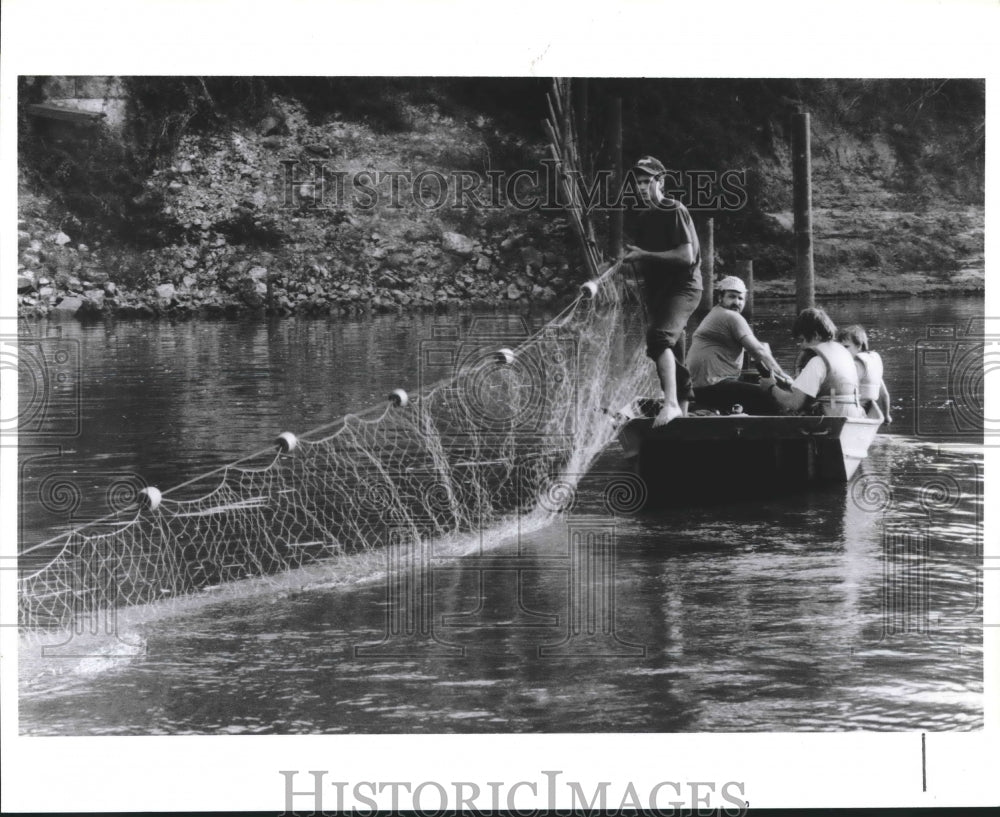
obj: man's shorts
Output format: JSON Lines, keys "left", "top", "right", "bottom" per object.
{"left": 644, "top": 279, "right": 702, "bottom": 360}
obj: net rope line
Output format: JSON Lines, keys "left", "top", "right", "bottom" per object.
{"left": 19, "top": 269, "right": 652, "bottom": 632}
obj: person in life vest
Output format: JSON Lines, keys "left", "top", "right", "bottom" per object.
{"left": 760, "top": 308, "right": 865, "bottom": 418}
{"left": 623, "top": 155, "right": 702, "bottom": 427}
{"left": 837, "top": 324, "right": 892, "bottom": 423}
{"left": 687, "top": 275, "right": 792, "bottom": 414}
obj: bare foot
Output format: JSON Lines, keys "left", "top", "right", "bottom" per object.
{"left": 651, "top": 402, "right": 683, "bottom": 427}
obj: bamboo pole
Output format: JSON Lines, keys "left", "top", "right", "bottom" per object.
{"left": 610, "top": 96, "right": 623, "bottom": 259}
{"left": 545, "top": 79, "right": 604, "bottom": 280}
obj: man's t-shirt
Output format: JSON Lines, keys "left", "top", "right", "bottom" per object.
{"left": 792, "top": 355, "right": 828, "bottom": 398}
{"left": 632, "top": 199, "right": 702, "bottom": 292}
{"left": 688, "top": 305, "right": 753, "bottom": 388}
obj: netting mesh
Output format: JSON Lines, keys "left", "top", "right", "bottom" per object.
{"left": 19, "top": 274, "right": 655, "bottom": 632}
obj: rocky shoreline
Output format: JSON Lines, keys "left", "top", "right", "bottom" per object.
{"left": 16, "top": 221, "right": 575, "bottom": 321}
{"left": 16, "top": 85, "right": 984, "bottom": 322}
{"left": 16, "top": 214, "right": 983, "bottom": 322}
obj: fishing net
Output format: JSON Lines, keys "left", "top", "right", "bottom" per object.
{"left": 18, "top": 272, "right": 656, "bottom": 633}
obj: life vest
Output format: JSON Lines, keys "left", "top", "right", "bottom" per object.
{"left": 809, "top": 342, "right": 863, "bottom": 417}
{"left": 855, "top": 351, "right": 883, "bottom": 403}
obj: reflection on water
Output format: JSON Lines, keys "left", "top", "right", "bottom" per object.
{"left": 17, "top": 296, "right": 984, "bottom": 733}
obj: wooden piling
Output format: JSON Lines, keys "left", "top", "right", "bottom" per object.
{"left": 610, "top": 96, "right": 623, "bottom": 259}
{"left": 698, "top": 216, "right": 715, "bottom": 316}
{"left": 738, "top": 259, "right": 754, "bottom": 322}
{"left": 792, "top": 111, "right": 815, "bottom": 312}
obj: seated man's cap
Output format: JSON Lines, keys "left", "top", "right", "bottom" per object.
{"left": 715, "top": 276, "right": 747, "bottom": 294}
{"left": 634, "top": 156, "right": 667, "bottom": 177}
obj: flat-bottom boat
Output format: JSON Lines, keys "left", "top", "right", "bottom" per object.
{"left": 615, "top": 398, "right": 883, "bottom": 500}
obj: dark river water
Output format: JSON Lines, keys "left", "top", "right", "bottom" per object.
{"left": 16, "top": 295, "right": 984, "bottom": 734}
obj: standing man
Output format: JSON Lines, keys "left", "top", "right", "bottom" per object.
{"left": 687, "top": 275, "right": 792, "bottom": 414}
{"left": 624, "top": 156, "right": 702, "bottom": 427}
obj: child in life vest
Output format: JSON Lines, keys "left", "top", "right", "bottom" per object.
{"left": 837, "top": 324, "right": 892, "bottom": 423}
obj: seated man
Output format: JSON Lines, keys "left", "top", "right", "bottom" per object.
{"left": 761, "top": 307, "right": 865, "bottom": 418}
{"left": 687, "top": 276, "right": 791, "bottom": 414}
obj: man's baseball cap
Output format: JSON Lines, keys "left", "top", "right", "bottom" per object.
{"left": 634, "top": 156, "right": 667, "bottom": 177}
{"left": 715, "top": 276, "right": 747, "bottom": 294}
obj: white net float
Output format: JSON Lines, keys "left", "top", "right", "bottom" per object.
{"left": 139, "top": 486, "right": 162, "bottom": 511}
{"left": 580, "top": 280, "right": 599, "bottom": 298}
{"left": 495, "top": 348, "right": 515, "bottom": 365}
{"left": 275, "top": 431, "right": 298, "bottom": 453}
{"left": 389, "top": 388, "right": 409, "bottom": 407}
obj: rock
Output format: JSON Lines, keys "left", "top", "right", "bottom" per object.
{"left": 104, "top": 282, "right": 117, "bottom": 296}
{"left": 261, "top": 135, "right": 284, "bottom": 150}
{"left": 183, "top": 258, "right": 198, "bottom": 270}
{"left": 155, "top": 283, "right": 176, "bottom": 301}
{"left": 237, "top": 277, "right": 267, "bottom": 307}
{"left": 182, "top": 275, "right": 197, "bottom": 289}
{"left": 259, "top": 114, "right": 285, "bottom": 136}
{"left": 304, "top": 143, "right": 332, "bottom": 157}
{"left": 248, "top": 266, "right": 269, "bottom": 281}
{"left": 500, "top": 232, "right": 525, "bottom": 251}
{"left": 18, "top": 230, "right": 31, "bottom": 248}
{"left": 38, "top": 286, "right": 55, "bottom": 298}
{"left": 766, "top": 212, "right": 795, "bottom": 232}
{"left": 17, "top": 274, "right": 35, "bottom": 292}
{"left": 178, "top": 159, "right": 194, "bottom": 174}
{"left": 77, "top": 243, "right": 89, "bottom": 253}
{"left": 475, "top": 255, "right": 492, "bottom": 272}
{"left": 520, "top": 246, "right": 544, "bottom": 269}
{"left": 168, "top": 181, "right": 184, "bottom": 192}
{"left": 51, "top": 232, "right": 72, "bottom": 246}
{"left": 383, "top": 252, "right": 411, "bottom": 270}
{"left": 404, "top": 223, "right": 437, "bottom": 242}
{"left": 52, "top": 296, "right": 84, "bottom": 316}
{"left": 441, "top": 231, "right": 476, "bottom": 258}
{"left": 506, "top": 284, "right": 522, "bottom": 300}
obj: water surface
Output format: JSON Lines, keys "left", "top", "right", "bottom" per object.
{"left": 17, "top": 296, "right": 984, "bottom": 733}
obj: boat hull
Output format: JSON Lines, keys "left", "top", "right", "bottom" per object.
{"left": 617, "top": 400, "right": 882, "bottom": 501}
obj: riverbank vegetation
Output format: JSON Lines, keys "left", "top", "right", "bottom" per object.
{"left": 16, "top": 77, "right": 984, "bottom": 319}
